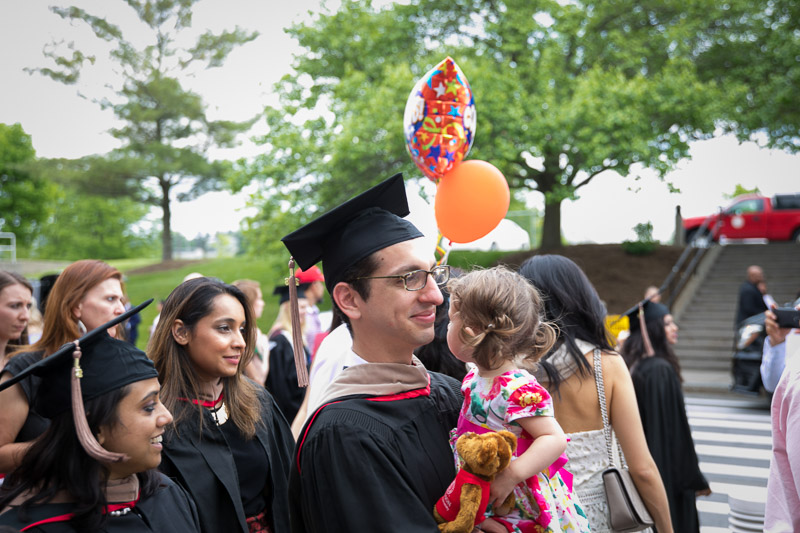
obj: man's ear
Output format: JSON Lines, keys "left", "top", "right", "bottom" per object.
{"left": 171, "top": 319, "right": 191, "bottom": 345}
{"left": 333, "top": 282, "right": 362, "bottom": 321}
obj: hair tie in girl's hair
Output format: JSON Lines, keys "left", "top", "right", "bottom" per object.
{"left": 485, "top": 323, "right": 495, "bottom": 332}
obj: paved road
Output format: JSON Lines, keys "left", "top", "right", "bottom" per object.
{"left": 686, "top": 393, "right": 772, "bottom": 533}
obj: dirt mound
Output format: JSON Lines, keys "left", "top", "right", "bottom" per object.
{"left": 126, "top": 259, "right": 207, "bottom": 275}
{"left": 496, "top": 244, "right": 685, "bottom": 315}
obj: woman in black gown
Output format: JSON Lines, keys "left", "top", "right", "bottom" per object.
{"left": 621, "top": 300, "right": 711, "bottom": 533}
{"left": 149, "top": 277, "right": 293, "bottom": 533}
{"left": 0, "top": 331, "right": 199, "bottom": 532}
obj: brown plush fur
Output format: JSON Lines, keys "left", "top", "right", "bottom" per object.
{"left": 433, "top": 431, "right": 518, "bottom": 533}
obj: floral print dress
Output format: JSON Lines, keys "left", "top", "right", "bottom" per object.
{"left": 455, "top": 367, "right": 591, "bottom": 533}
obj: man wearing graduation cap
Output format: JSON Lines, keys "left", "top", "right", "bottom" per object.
{"left": 282, "top": 174, "right": 463, "bottom": 532}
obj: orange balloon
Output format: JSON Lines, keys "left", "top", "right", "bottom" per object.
{"left": 434, "top": 160, "right": 510, "bottom": 243}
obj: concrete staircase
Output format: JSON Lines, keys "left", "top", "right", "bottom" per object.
{"left": 674, "top": 243, "right": 800, "bottom": 392}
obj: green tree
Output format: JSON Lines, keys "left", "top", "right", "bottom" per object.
{"left": 238, "top": 0, "right": 726, "bottom": 249}
{"left": 0, "top": 123, "right": 56, "bottom": 254}
{"left": 724, "top": 184, "right": 761, "bottom": 200}
{"left": 29, "top": 0, "right": 258, "bottom": 260}
{"left": 31, "top": 186, "right": 158, "bottom": 260}
{"left": 695, "top": 0, "right": 800, "bottom": 152}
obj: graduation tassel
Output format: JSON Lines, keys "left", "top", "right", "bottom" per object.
{"left": 70, "top": 341, "right": 129, "bottom": 464}
{"left": 287, "top": 258, "right": 310, "bottom": 387}
{"left": 638, "top": 304, "right": 655, "bottom": 357}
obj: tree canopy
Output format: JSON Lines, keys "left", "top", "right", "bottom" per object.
{"left": 239, "top": 0, "right": 741, "bottom": 249}
{"left": 31, "top": 190, "right": 157, "bottom": 260}
{"left": 30, "top": 0, "right": 258, "bottom": 260}
{"left": 694, "top": 0, "right": 800, "bottom": 152}
{"left": 0, "top": 123, "right": 56, "bottom": 254}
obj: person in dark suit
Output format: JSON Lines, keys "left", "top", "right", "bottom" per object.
{"left": 735, "top": 265, "right": 768, "bottom": 327}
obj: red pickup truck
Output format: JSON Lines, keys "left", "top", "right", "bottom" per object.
{"left": 683, "top": 193, "right": 800, "bottom": 243}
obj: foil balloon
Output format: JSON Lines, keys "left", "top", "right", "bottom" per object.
{"left": 403, "top": 57, "right": 476, "bottom": 182}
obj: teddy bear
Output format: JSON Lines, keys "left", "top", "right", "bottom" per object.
{"left": 433, "top": 430, "right": 518, "bottom": 533}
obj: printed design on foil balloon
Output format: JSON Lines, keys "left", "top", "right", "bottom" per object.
{"left": 403, "top": 57, "right": 476, "bottom": 182}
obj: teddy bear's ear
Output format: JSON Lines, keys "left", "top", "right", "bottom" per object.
{"left": 497, "top": 430, "right": 518, "bottom": 453}
{"left": 456, "top": 432, "right": 477, "bottom": 457}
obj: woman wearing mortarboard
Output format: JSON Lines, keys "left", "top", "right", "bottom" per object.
{"left": 621, "top": 300, "right": 711, "bottom": 533}
{"left": 149, "top": 277, "right": 293, "bottom": 533}
{"left": 0, "top": 260, "right": 126, "bottom": 474}
{"left": 0, "top": 311, "right": 200, "bottom": 532}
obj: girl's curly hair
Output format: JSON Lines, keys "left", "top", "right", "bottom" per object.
{"left": 447, "top": 266, "right": 556, "bottom": 370}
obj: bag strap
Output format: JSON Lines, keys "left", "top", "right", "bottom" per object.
{"left": 593, "top": 348, "right": 627, "bottom": 468}
{"left": 593, "top": 348, "right": 615, "bottom": 467}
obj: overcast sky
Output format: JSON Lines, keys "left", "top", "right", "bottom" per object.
{"left": 1, "top": 0, "right": 797, "bottom": 244}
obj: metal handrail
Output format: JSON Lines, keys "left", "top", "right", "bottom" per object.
{"left": 614, "top": 211, "right": 722, "bottom": 323}
{"left": 662, "top": 214, "right": 722, "bottom": 308}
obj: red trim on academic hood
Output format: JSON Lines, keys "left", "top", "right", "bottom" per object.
{"left": 20, "top": 495, "right": 140, "bottom": 531}
{"left": 177, "top": 391, "right": 224, "bottom": 408}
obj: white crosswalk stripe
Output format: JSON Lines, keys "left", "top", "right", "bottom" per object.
{"left": 686, "top": 395, "right": 771, "bottom": 533}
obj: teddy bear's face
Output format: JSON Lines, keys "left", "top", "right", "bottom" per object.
{"left": 456, "top": 431, "right": 517, "bottom": 478}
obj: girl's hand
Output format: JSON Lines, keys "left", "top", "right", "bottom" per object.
{"left": 489, "top": 465, "right": 519, "bottom": 509}
{"left": 475, "top": 517, "right": 506, "bottom": 533}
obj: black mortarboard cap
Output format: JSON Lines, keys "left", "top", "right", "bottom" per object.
{"left": 273, "top": 284, "right": 306, "bottom": 305}
{"left": 626, "top": 300, "right": 670, "bottom": 332}
{"left": 281, "top": 174, "right": 424, "bottom": 293}
{"left": 34, "top": 332, "right": 157, "bottom": 418}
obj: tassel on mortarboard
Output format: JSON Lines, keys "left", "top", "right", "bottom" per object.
{"left": 70, "top": 341, "right": 129, "bottom": 463}
{"left": 638, "top": 303, "right": 655, "bottom": 357}
{"left": 287, "top": 258, "right": 309, "bottom": 388}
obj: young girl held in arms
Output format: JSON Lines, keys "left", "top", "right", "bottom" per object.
{"left": 446, "top": 267, "right": 590, "bottom": 533}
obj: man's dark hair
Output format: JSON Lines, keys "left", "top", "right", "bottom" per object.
{"left": 331, "top": 253, "right": 379, "bottom": 333}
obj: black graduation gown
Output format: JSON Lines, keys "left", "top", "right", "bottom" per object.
{"left": 631, "top": 357, "right": 709, "bottom": 533}
{"left": 2, "top": 351, "right": 50, "bottom": 442}
{"left": 0, "top": 473, "right": 199, "bottom": 532}
{"left": 289, "top": 371, "right": 462, "bottom": 533}
{"left": 159, "top": 387, "right": 294, "bottom": 533}
{"left": 266, "top": 331, "right": 309, "bottom": 422}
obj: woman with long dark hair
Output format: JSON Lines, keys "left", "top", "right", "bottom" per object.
{"left": 518, "top": 255, "right": 672, "bottom": 532}
{"left": 621, "top": 300, "right": 710, "bottom": 533}
{"left": 0, "top": 260, "right": 125, "bottom": 473}
{"left": 149, "top": 277, "right": 293, "bottom": 533}
{"left": 0, "top": 332, "right": 199, "bottom": 532}
{"left": 0, "top": 271, "right": 32, "bottom": 365}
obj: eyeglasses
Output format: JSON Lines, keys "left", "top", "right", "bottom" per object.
{"left": 352, "top": 265, "right": 451, "bottom": 292}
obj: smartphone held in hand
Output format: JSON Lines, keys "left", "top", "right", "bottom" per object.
{"left": 774, "top": 307, "right": 800, "bottom": 329}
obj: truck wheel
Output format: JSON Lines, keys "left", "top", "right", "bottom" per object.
{"left": 793, "top": 228, "right": 800, "bottom": 243}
